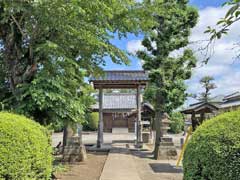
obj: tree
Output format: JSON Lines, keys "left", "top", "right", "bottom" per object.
{"left": 0, "top": 1, "right": 156, "bottom": 146}
{"left": 205, "top": 0, "right": 240, "bottom": 61}
{"left": 138, "top": 0, "right": 198, "bottom": 159}
{"left": 169, "top": 112, "right": 184, "bottom": 134}
{"left": 0, "top": 1, "right": 154, "bottom": 120}
{"left": 198, "top": 76, "right": 217, "bottom": 102}
{"left": 207, "top": 0, "right": 240, "bottom": 39}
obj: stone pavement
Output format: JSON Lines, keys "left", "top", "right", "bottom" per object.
{"left": 132, "top": 149, "right": 183, "bottom": 180}
{"left": 100, "top": 143, "right": 141, "bottom": 180}
{"left": 100, "top": 143, "right": 183, "bottom": 180}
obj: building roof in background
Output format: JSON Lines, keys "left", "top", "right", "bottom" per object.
{"left": 181, "top": 102, "right": 220, "bottom": 114}
{"left": 89, "top": 70, "right": 148, "bottom": 89}
{"left": 210, "top": 95, "right": 225, "bottom": 103}
{"left": 223, "top": 91, "right": 240, "bottom": 101}
{"left": 92, "top": 93, "right": 136, "bottom": 110}
{"left": 221, "top": 100, "right": 240, "bottom": 108}
{"left": 183, "top": 91, "right": 240, "bottom": 113}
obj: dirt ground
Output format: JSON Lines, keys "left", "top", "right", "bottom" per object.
{"left": 55, "top": 152, "right": 108, "bottom": 180}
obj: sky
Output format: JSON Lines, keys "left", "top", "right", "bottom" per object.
{"left": 102, "top": 0, "right": 240, "bottom": 106}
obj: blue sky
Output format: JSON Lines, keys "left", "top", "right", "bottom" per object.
{"left": 103, "top": 0, "right": 227, "bottom": 70}
{"left": 189, "top": 0, "right": 226, "bottom": 9}
{"left": 102, "top": 0, "right": 240, "bottom": 105}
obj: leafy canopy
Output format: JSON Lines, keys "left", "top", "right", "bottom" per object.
{"left": 139, "top": 0, "right": 198, "bottom": 113}
{"left": 0, "top": 0, "right": 156, "bottom": 126}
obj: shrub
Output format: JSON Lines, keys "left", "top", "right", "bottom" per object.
{"left": 0, "top": 112, "right": 52, "bottom": 179}
{"left": 83, "top": 112, "right": 99, "bottom": 131}
{"left": 169, "top": 112, "right": 184, "bottom": 134}
{"left": 183, "top": 110, "right": 240, "bottom": 180}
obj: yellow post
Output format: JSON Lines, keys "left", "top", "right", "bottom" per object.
{"left": 176, "top": 126, "right": 192, "bottom": 167}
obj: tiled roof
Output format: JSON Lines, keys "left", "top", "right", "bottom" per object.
{"left": 223, "top": 91, "right": 240, "bottom": 101}
{"left": 221, "top": 100, "right": 240, "bottom": 108}
{"left": 182, "top": 91, "right": 240, "bottom": 113}
{"left": 90, "top": 70, "right": 148, "bottom": 81}
{"left": 181, "top": 102, "right": 219, "bottom": 114}
{"left": 92, "top": 93, "right": 137, "bottom": 110}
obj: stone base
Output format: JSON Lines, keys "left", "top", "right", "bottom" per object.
{"left": 142, "top": 132, "right": 150, "bottom": 143}
{"left": 63, "top": 143, "right": 87, "bottom": 163}
{"left": 156, "top": 146, "right": 178, "bottom": 160}
{"left": 134, "top": 140, "right": 143, "bottom": 148}
{"left": 156, "top": 136, "right": 178, "bottom": 160}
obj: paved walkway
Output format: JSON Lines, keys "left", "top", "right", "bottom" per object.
{"left": 100, "top": 143, "right": 183, "bottom": 180}
{"left": 132, "top": 150, "right": 183, "bottom": 180}
{"left": 100, "top": 143, "right": 141, "bottom": 180}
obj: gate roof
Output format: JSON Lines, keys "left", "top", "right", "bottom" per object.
{"left": 90, "top": 70, "right": 148, "bottom": 89}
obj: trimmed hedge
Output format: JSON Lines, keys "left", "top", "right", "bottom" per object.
{"left": 0, "top": 112, "right": 52, "bottom": 179}
{"left": 183, "top": 110, "right": 240, "bottom": 180}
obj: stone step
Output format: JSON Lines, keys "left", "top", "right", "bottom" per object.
{"left": 161, "top": 137, "right": 173, "bottom": 142}
{"left": 160, "top": 142, "right": 175, "bottom": 146}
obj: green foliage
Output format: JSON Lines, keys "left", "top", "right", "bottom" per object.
{"left": 0, "top": 0, "right": 156, "bottom": 127}
{"left": 206, "top": 0, "right": 240, "bottom": 40}
{"left": 84, "top": 112, "right": 99, "bottom": 131}
{"left": 0, "top": 112, "right": 52, "bottom": 179}
{"left": 205, "top": 0, "right": 240, "bottom": 62}
{"left": 183, "top": 110, "right": 240, "bottom": 180}
{"left": 138, "top": 0, "right": 198, "bottom": 112}
{"left": 138, "top": 0, "right": 198, "bottom": 159}
{"left": 197, "top": 76, "right": 217, "bottom": 102}
{"left": 169, "top": 112, "right": 184, "bottom": 134}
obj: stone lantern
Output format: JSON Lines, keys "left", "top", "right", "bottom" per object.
{"left": 63, "top": 124, "right": 87, "bottom": 163}
{"left": 157, "top": 113, "right": 178, "bottom": 160}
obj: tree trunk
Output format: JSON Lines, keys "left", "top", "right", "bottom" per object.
{"left": 62, "top": 123, "right": 74, "bottom": 150}
{"left": 3, "top": 21, "right": 37, "bottom": 96}
{"left": 153, "top": 109, "right": 162, "bottom": 159}
{"left": 153, "top": 90, "right": 164, "bottom": 160}
{"left": 97, "top": 87, "right": 103, "bottom": 148}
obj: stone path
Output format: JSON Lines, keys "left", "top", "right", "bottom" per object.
{"left": 132, "top": 150, "right": 183, "bottom": 180}
{"left": 100, "top": 143, "right": 183, "bottom": 180}
{"left": 100, "top": 143, "right": 141, "bottom": 180}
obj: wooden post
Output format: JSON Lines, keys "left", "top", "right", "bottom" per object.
{"left": 136, "top": 85, "right": 142, "bottom": 144}
{"left": 97, "top": 87, "right": 104, "bottom": 148}
{"left": 200, "top": 112, "right": 205, "bottom": 124}
{"left": 191, "top": 111, "right": 197, "bottom": 131}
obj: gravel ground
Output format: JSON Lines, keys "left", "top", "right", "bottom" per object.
{"left": 55, "top": 152, "right": 108, "bottom": 180}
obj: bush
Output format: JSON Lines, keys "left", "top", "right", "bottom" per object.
{"left": 169, "top": 112, "right": 184, "bottom": 134}
{"left": 183, "top": 110, "right": 240, "bottom": 180}
{"left": 83, "top": 112, "right": 99, "bottom": 131}
{"left": 0, "top": 112, "right": 52, "bottom": 179}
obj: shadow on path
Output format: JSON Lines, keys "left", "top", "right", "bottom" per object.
{"left": 149, "top": 163, "right": 183, "bottom": 173}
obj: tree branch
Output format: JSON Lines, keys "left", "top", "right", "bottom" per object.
{"left": 10, "top": 15, "right": 25, "bottom": 37}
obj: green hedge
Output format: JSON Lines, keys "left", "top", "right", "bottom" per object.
{"left": 0, "top": 112, "right": 52, "bottom": 179}
{"left": 183, "top": 110, "right": 240, "bottom": 180}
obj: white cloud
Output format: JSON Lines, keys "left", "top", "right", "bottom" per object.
{"left": 186, "top": 5, "right": 240, "bottom": 101}
{"left": 126, "top": 40, "right": 145, "bottom": 54}
{"left": 126, "top": 5, "right": 240, "bottom": 103}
